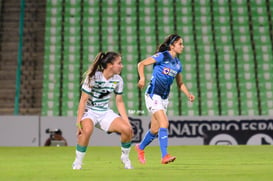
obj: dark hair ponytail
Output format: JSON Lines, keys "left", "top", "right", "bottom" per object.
{"left": 100, "top": 52, "right": 120, "bottom": 69}
{"left": 156, "top": 34, "right": 181, "bottom": 53}
{"left": 82, "top": 51, "right": 120, "bottom": 85}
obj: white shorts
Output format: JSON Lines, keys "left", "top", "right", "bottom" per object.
{"left": 145, "top": 94, "right": 169, "bottom": 114}
{"left": 81, "top": 109, "right": 120, "bottom": 132}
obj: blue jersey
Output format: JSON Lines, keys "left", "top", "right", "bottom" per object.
{"left": 146, "top": 51, "right": 182, "bottom": 99}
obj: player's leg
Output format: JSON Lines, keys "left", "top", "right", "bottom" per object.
{"left": 108, "top": 117, "right": 133, "bottom": 169}
{"left": 140, "top": 114, "right": 159, "bottom": 149}
{"left": 153, "top": 110, "right": 176, "bottom": 164}
{"left": 73, "top": 118, "right": 94, "bottom": 170}
{"left": 135, "top": 94, "right": 162, "bottom": 163}
{"left": 153, "top": 110, "right": 169, "bottom": 157}
{"left": 135, "top": 114, "right": 158, "bottom": 164}
{"left": 138, "top": 94, "right": 160, "bottom": 150}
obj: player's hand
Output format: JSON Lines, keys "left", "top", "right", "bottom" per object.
{"left": 76, "top": 128, "right": 83, "bottom": 136}
{"left": 76, "top": 122, "right": 83, "bottom": 136}
{"left": 138, "top": 78, "right": 145, "bottom": 89}
{"left": 188, "top": 94, "right": 195, "bottom": 102}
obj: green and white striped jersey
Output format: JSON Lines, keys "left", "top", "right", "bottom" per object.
{"left": 82, "top": 71, "right": 123, "bottom": 112}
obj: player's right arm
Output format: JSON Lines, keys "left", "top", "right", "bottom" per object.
{"left": 137, "top": 57, "right": 156, "bottom": 89}
{"left": 76, "top": 91, "right": 89, "bottom": 135}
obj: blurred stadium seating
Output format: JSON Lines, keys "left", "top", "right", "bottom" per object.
{"left": 1, "top": 0, "right": 272, "bottom": 116}
{"left": 42, "top": 0, "right": 273, "bottom": 116}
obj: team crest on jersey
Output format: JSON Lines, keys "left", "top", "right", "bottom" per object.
{"left": 162, "top": 68, "right": 170, "bottom": 75}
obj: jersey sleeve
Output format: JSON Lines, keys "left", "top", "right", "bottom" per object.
{"left": 114, "top": 75, "right": 123, "bottom": 94}
{"left": 178, "top": 59, "right": 182, "bottom": 73}
{"left": 151, "top": 52, "right": 164, "bottom": 64}
{"left": 81, "top": 77, "right": 93, "bottom": 94}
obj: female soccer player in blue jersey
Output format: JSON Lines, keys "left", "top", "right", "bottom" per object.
{"left": 72, "top": 52, "right": 133, "bottom": 169}
{"left": 135, "top": 34, "right": 195, "bottom": 164}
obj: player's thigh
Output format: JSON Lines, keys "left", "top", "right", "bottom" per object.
{"left": 153, "top": 110, "right": 169, "bottom": 128}
{"left": 108, "top": 117, "right": 131, "bottom": 135}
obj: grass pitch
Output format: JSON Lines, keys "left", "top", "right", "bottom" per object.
{"left": 0, "top": 146, "right": 273, "bottom": 181}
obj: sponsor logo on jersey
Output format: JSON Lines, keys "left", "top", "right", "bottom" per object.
{"left": 98, "top": 90, "right": 111, "bottom": 98}
{"left": 162, "top": 67, "right": 177, "bottom": 77}
{"left": 162, "top": 68, "right": 170, "bottom": 75}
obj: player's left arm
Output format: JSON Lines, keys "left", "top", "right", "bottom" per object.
{"left": 115, "top": 94, "right": 131, "bottom": 125}
{"left": 176, "top": 73, "right": 195, "bottom": 102}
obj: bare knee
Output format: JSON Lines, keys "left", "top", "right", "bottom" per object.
{"left": 82, "top": 127, "right": 92, "bottom": 137}
{"left": 79, "top": 119, "right": 93, "bottom": 140}
{"left": 124, "top": 125, "right": 133, "bottom": 137}
{"left": 120, "top": 125, "right": 133, "bottom": 141}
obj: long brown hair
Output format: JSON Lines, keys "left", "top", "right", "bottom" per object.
{"left": 82, "top": 51, "right": 120, "bottom": 85}
{"left": 156, "top": 34, "right": 181, "bottom": 53}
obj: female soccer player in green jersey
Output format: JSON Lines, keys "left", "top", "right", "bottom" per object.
{"left": 72, "top": 52, "right": 133, "bottom": 169}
